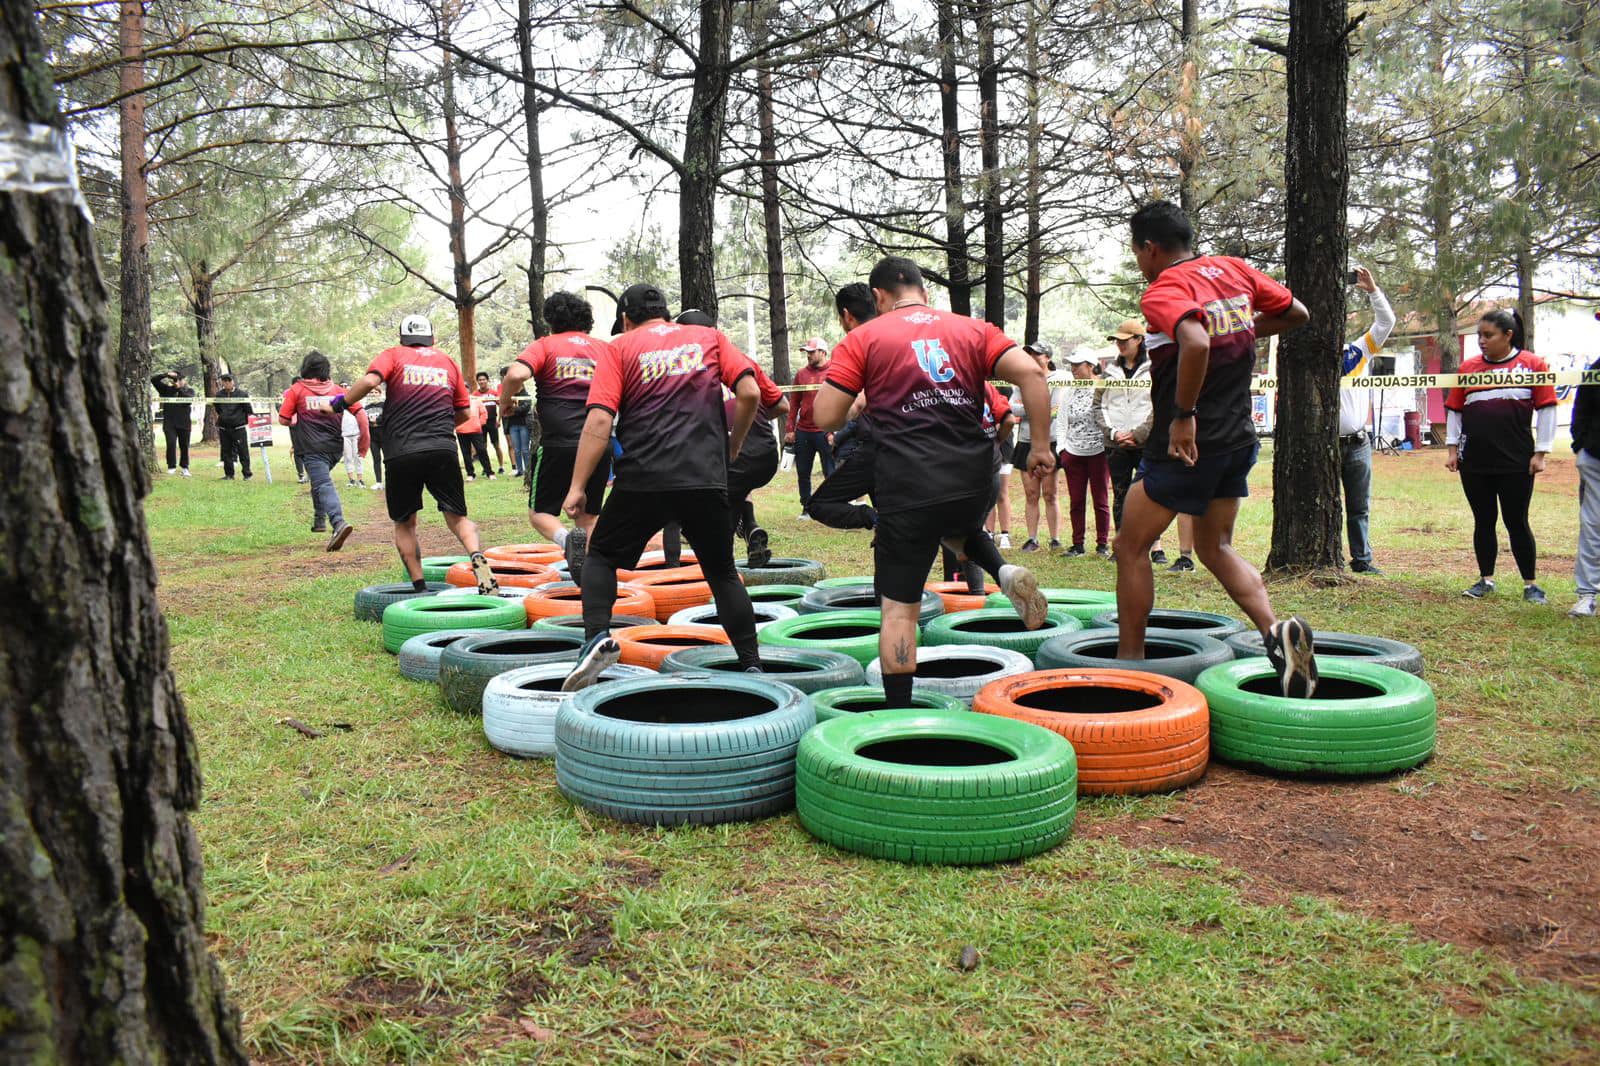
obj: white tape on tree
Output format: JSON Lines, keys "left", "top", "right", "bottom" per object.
{"left": 0, "top": 119, "right": 91, "bottom": 221}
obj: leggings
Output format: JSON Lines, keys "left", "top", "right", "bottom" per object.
{"left": 1460, "top": 469, "right": 1536, "bottom": 580}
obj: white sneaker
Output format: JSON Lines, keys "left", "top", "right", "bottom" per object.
{"left": 998, "top": 532, "right": 1012, "bottom": 549}
{"left": 797, "top": 512, "right": 810, "bottom": 521}
{"left": 1570, "top": 595, "right": 1597, "bottom": 619}
{"left": 179, "top": 468, "right": 191, "bottom": 478}
{"left": 997, "top": 564, "right": 1047, "bottom": 630}
{"left": 371, "top": 482, "right": 383, "bottom": 491}
{"left": 167, "top": 467, "right": 178, "bottom": 475}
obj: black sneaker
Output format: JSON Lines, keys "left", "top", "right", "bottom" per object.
{"left": 1262, "top": 617, "right": 1318, "bottom": 698}
{"left": 564, "top": 528, "right": 588, "bottom": 585}
{"left": 1020, "top": 538, "right": 1040, "bottom": 553}
{"left": 561, "top": 635, "right": 621, "bottom": 692}
{"left": 470, "top": 551, "right": 500, "bottom": 595}
{"left": 1169, "top": 555, "right": 1196, "bottom": 572}
{"left": 747, "top": 526, "right": 772, "bottom": 568}
{"left": 1462, "top": 578, "right": 1495, "bottom": 599}
{"left": 1351, "top": 560, "right": 1383, "bottom": 575}
{"left": 1049, "top": 539, "right": 1064, "bottom": 553}
{"left": 311, "top": 518, "right": 327, "bottom": 533}
{"left": 1095, "top": 544, "right": 1111, "bottom": 558}
{"left": 1063, "top": 544, "right": 1085, "bottom": 558}
{"left": 1150, "top": 550, "right": 1169, "bottom": 565}
{"left": 1524, "top": 584, "right": 1547, "bottom": 605}
{"left": 326, "top": 523, "right": 353, "bottom": 552}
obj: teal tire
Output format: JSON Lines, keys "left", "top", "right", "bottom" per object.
{"left": 737, "top": 557, "right": 826, "bottom": 586}
{"left": 381, "top": 594, "right": 527, "bottom": 653}
{"left": 986, "top": 587, "right": 1116, "bottom": 624}
{"left": 1225, "top": 630, "right": 1424, "bottom": 677}
{"left": 1195, "top": 658, "right": 1436, "bottom": 775}
{"left": 759, "top": 608, "right": 884, "bottom": 667}
{"left": 1035, "top": 628, "right": 1233, "bottom": 684}
{"left": 1088, "top": 608, "right": 1246, "bottom": 641}
{"left": 810, "top": 686, "right": 967, "bottom": 722}
{"left": 795, "top": 709, "right": 1077, "bottom": 864}
{"left": 554, "top": 675, "right": 815, "bottom": 825}
{"left": 799, "top": 584, "right": 943, "bottom": 627}
{"left": 922, "top": 608, "right": 1082, "bottom": 661}
{"left": 397, "top": 629, "right": 487, "bottom": 682}
{"left": 659, "top": 645, "right": 864, "bottom": 693}
{"left": 355, "top": 582, "right": 449, "bottom": 622}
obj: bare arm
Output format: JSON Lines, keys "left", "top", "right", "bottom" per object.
{"left": 1254, "top": 298, "right": 1310, "bottom": 339}
{"left": 342, "top": 371, "right": 383, "bottom": 407}
{"left": 728, "top": 374, "right": 759, "bottom": 460}
{"left": 499, "top": 362, "right": 532, "bottom": 421}
{"left": 563, "top": 408, "right": 616, "bottom": 518}
{"left": 812, "top": 381, "right": 853, "bottom": 431}
{"left": 993, "top": 346, "right": 1053, "bottom": 477}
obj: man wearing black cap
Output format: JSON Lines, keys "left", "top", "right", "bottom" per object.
{"left": 559, "top": 284, "right": 766, "bottom": 690}
{"left": 214, "top": 373, "right": 253, "bottom": 480}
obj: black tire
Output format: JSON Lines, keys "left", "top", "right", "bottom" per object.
{"left": 437, "top": 631, "right": 585, "bottom": 715}
{"left": 354, "top": 582, "right": 449, "bottom": 622}
{"left": 737, "top": 557, "right": 826, "bottom": 586}
{"left": 1035, "top": 628, "right": 1234, "bottom": 684}
{"left": 659, "top": 645, "right": 865, "bottom": 693}
{"left": 530, "top": 613, "right": 658, "bottom": 636}
{"left": 864, "top": 644, "right": 1035, "bottom": 706}
{"left": 810, "top": 685, "right": 968, "bottom": 722}
{"left": 554, "top": 675, "right": 815, "bottom": 825}
{"left": 397, "top": 629, "right": 485, "bottom": 682}
{"left": 1088, "top": 608, "right": 1246, "bottom": 642}
{"left": 381, "top": 595, "right": 527, "bottom": 652}
{"left": 922, "top": 608, "right": 1082, "bottom": 662}
{"left": 795, "top": 709, "right": 1078, "bottom": 864}
{"left": 1225, "top": 630, "right": 1424, "bottom": 677}
{"left": 799, "top": 584, "right": 944, "bottom": 627}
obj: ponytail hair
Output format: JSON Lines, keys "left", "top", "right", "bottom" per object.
{"left": 1480, "top": 308, "right": 1525, "bottom": 351}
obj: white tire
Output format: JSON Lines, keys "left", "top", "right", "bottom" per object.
{"left": 866, "top": 644, "right": 1034, "bottom": 707}
{"left": 668, "top": 601, "right": 798, "bottom": 632}
{"left": 438, "top": 584, "right": 533, "bottom": 600}
{"left": 482, "top": 663, "right": 653, "bottom": 757}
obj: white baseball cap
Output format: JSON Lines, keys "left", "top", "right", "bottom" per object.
{"left": 400, "top": 314, "right": 433, "bottom": 341}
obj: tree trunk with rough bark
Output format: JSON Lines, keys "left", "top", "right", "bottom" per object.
{"left": 1267, "top": 0, "right": 1348, "bottom": 574}
{"left": 441, "top": 1, "right": 476, "bottom": 380}
{"left": 118, "top": 0, "right": 156, "bottom": 468}
{"left": 757, "top": 58, "right": 791, "bottom": 383}
{"left": 680, "top": 0, "right": 733, "bottom": 316}
{"left": 936, "top": 0, "right": 971, "bottom": 316}
{"left": 189, "top": 262, "right": 220, "bottom": 443}
{"left": 1022, "top": 0, "right": 1042, "bottom": 344}
{"left": 976, "top": 0, "right": 1003, "bottom": 326}
{"left": 0, "top": 1, "right": 246, "bottom": 1058}
{"left": 1177, "top": 0, "right": 1199, "bottom": 218}
{"left": 517, "top": 0, "right": 549, "bottom": 338}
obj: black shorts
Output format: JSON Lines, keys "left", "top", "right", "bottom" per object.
{"left": 1136, "top": 442, "right": 1256, "bottom": 516}
{"left": 385, "top": 449, "right": 467, "bottom": 522}
{"left": 530, "top": 445, "right": 610, "bottom": 516}
{"left": 874, "top": 494, "right": 991, "bottom": 603}
{"left": 589, "top": 487, "right": 738, "bottom": 575}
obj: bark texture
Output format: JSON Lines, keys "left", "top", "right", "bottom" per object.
{"left": 517, "top": 0, "right": 549, "bottom": 339}
{"left": 1021, "top": 0, "right": 1042, "bottom": 344}
{"left": 936, "top": 0, "right": 970, "bottom": 316}
{"left": 441, "top": 0, "right": 477, "bottom": 380}
{"left": 1267, "top": 0, "right": 1348, "bottom": 573}
{"left": 757, "top": 58, "right": 791, "bottom": 383}
{"left": 976, "top": 0, "right": 1003, "bottom": 326}
{"left": 188, "top": 262, "right": 219, "bottom": 443}
{"left": 117, "top": 0, "right": 155, "bottom": 468}
{"left": 0, "top": 0, "right": 245, "bottom": 1058}
{"left": 680, "top": 0, "right": 733, "bottom": 316}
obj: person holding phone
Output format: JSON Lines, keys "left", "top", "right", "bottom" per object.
{"left": 1337, "top": 266, "right": 1396, "bottom": 574}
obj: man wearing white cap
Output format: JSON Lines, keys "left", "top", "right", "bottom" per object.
{"left": 786, "top": 337, "right": 836, "bottom": 518}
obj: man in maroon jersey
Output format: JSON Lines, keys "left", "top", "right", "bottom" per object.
{"left": 335, "top": 315, "right": 498, "bottom": 595}
{"left": 498, "top": 291, "right": 614, "bottom": 580}
{"left": 1111, "top": 200, "right": 1316, "bottom": 696}
{"left": 812, "top": 257, "right": 1054, "bottom": 710}
{"left": 787, "top": 337, "right": 836, "bottom": 519}
{"left": 559, "top": 284, "right": 764, "bottom": 690}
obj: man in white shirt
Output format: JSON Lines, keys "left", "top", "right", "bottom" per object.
{"left": 1338, "top": 266, "right": 1395, "bottom": 574}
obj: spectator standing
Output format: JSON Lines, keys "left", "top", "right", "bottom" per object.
{"left": 1056, "top": 350, "right": 1111, "bottom": 556}
{"left": 1572, "top": 325, "right": 1600, "bottom": 619}
{"left": 150, "top": 371, "right": 193, "bottom": 476}
{"left": 1337, "top": 266, "right": 1396, "bottom": 574}
{"left": 1102, "top": 320, "right": 1186, "bottom": 567}
{"left": 474, "top": 371, "right": 507, "bottom": 474}
{"left": 500, "top": 367, "right": 532, "bottom": 477}
{"left": 455, "top": 389, "right": 495, "bottom": 480}
{"left": 214, "top": 372, "right": 252, "bottom": 480}
{"left": 1015, "top": 343, "right": 1062, "bottom": 552}
{"left": 366, "top": 385, "right": 386, "bottom": 490}
{"left": 340, "top": 384, "right": 367, "bottom": 487}
{"left": 787, "top": 338, "right": 836, "bottom": 519}
{"left": 279, "top": 351, "right": 365, "bottom": 550}
{"left": 1445, "top": 308, "right": 1556, "bottom": 604}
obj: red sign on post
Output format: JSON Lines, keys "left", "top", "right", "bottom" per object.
{"left": 246, "top": 414, "right": 273, "bottom": 447}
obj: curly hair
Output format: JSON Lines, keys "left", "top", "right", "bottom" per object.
{"left": 544, "top": 291, "right": 595, "bottom": 335}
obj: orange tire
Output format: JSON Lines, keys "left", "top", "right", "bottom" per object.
{"left": 483, "top": 543, "right": 565, "bottom": 566}
{"left": 972, "top": 668, "right": 1209, "bottom": 796}
{"left": 925, "top": 580, "right": 999, "bottom": 615}
{"left": 614, "top": 624, "right": 729, "bottom": 669}
{"left": 621, "top": 550, "right": 700, "bottom": 577}
{"left": 630, "top": 566, "right": 726, "bottom": 621}
{"left": 523, "top": 582, "right": 656, "bottom": 623}
{"left": 445, "top": 559, "right": 557, "bottom": 589}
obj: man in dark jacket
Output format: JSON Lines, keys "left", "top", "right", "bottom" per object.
{"left": 150, "top": 371, "right": 193, "bottom": 475}
{"left": 214, "top": 373, "right": 252, "bottom": 480}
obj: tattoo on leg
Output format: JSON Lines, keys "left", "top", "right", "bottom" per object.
{"left": 893, "top": 636, "right": 913, "bottom": 665}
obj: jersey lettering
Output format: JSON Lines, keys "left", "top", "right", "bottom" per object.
{"left": 400, "top": 363, "right": 451, "bottom": 388}
{"left": 1201, "top": 294, "right": 1253, "bottom": 339}
{"left": 639, "top": 344, "right": 706, "bottom": 384}
{"left": 912, "top": 338, "right": 955, "bottom": 383}
{"left": 551, "top": 357, "right": 595, "bottom": 381}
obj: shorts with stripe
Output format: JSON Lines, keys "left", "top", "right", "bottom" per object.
{"left": 529, "top": 445, "right": 611, "bottom": 516}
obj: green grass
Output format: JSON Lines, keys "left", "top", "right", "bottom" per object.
{"left": 153, "top": 443, "right": 1600, "bottom": 1062}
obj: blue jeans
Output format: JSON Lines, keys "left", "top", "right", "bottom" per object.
{"left": 1340, "top": 436, "right": 1373, "bottom": 564}
{"left": 301, "top": 452, "right": 345, "bottom": 529}
{"left": 793, "top": 429, "right": 836, "bottom": 511}
{"left": 507, "top": 422, "right": 532, "bottom": 474}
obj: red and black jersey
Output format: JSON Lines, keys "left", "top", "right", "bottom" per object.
{"left": 366, "top": 345, "right": 470, "bottom": 458}
{"left": 278, "top": 378, "right": 357, "bottom": 458}
{"left": 587, "top": 320, "right": 756, "bottom": 490}
{"left": 515, "top": 332, "right": 608, "bottom": 448}
{"left": 788, "top": 363, "right": 828, "bottom": 433}
{"left": 1445, "top": 350, "right": 1557, "bottom": 474}
{"left": 1140, "top": 255, "right": 1293, "bottom": 460}
{"left": 726, "top": 365, "right": 785, "bottom": 468}
{"left": 825, "top": 305, "right": 1015, "bottom": 513}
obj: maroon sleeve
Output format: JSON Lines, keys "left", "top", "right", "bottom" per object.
{"left": 1244, "top": 260, "right": 1294, "bottom": 317}
{"left": 277, "top": 383, "right": 299, "bottom": 424}
{"left": 448, "top": 360, "right": 470, "bottom": 410}
{"left": 981, "top": 322, "right": 1019, "bottom": 372}
{"left": 825, "top": 335, "right": 865, "bottom": 395}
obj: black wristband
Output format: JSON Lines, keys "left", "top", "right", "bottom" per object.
{"left": 1174, "top": 407, "right": 1197, "bottom": 419}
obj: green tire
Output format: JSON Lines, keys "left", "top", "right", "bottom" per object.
{"left": 744, "top": 584, "right": 820, "bottom": 610}
{"left": 1088, "top": 608, "right": 1246, "bottom": 641}
{"left": 798, "top": 584, "right": 943, "bottom": 627}
{"left": 380, "top": 595, "right": 527, "bottom": 653}
{"left": 1195, "top": 658, "right": 1436, "bottom": 775}
{"left": 354, "top": 582, "right": 450, "bottom": 622}
{"left": 985, "top": 587, "right": 1116, "bottom": 624}
{"left": 922, "top": 608, "right": 1082, "bottom": 662}
{"left": 418, "top": 555, "right": 471, "bottom": 583}
{"left": 815, "top": 575, "right": 874, "bottom": 588}
{"left": 810, "top": 685, "right": 967, "bottom": 722}
{"left": 436, "top": 630, "right": 584, "bottom": 715}
{"left": 758, "top": 608, "right": 884, "bottom": 667}
{"left": 795, "top": 709, "right": 1077, "bottom": 864}
{"left": 736, "top": 557, "right": 827, "bottom": 586}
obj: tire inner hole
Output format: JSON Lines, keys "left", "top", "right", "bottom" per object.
{"left": 831, "top": 593, "right": 880, "bottom": 608}
{"left": 473, "top": 639, "right": 578, "bottom": 656}
{"left": 1239, "top": 677, "right": 1387, "bottom": 700}
{"left": 794, "top": 624, "right": 878, "bottom": 639}
{"left": 954, "top": 617, "right": 1041, "bottom": 634}
{"left": 1104, "top": 613, "right": 1219, "bottom": 630}
{"left": 1072, "top": 639, "right": 1190, "bottom": 660}
{"left": 1015, "top": 686, "right": 1164, "bottom": 713}
{"left": 915, "top": 657, "right": 1005, "bottom": 678}
{"left": 640, "top": 635, "right": 723, "bottom": 646}
{"left": 598, "top": 690, "right": 777, "bottom": 724}
{"left": 857, "top": 737, "right": 1015, "bottom": 766}
{"left": 421, "top": 604, "right": 499, "bottom": 612}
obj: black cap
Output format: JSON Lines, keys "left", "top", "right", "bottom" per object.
{"left": 219, "top": 372, "right": 234, "bottom": 381}
{"left": 610, "top": 283, "right": 671, "bottom": 335}
{"left": 675, "top": 308, "right": 715, "bottom": 327}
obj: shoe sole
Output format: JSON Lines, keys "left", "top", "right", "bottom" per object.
{"left": 471, "top": 554, "right": 500, "bottom": 595}
{"left": 561, "top": 639, "right": 621, "bottom": 692}
{"left": 565, "top": 528, "right": 587, "bottom": 585}
{"left": 326, "top": 525, "right": 353, "bottom": 552}
{"left": 1003, "top": 567, "right": 1048, "bottom": 630}
{"left": 747, "top": 527, "right": 771, "bottom": 568}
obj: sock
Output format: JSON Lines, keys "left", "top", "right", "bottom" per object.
{"left": 553, "top": 527, "right": 569, "bottom": 548}
{"left": 883, "top": 671, "right": 914, "bottom": 707}
{"left": 412, "top": 578, "right": 427, "bottom": 592}
{"left": 961, "top": 529, "right": 1007, "bottom": 583}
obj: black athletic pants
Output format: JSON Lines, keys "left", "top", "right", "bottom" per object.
{"left": 808, "top": 441, "right": 878, "bottom": 530}
{"left": 943, "top": 470, "right": 1004, "bottom": 583}
{"left": 729, "top": 447, "right": 780, "bottom": 538}
{"left": 370, "top": 423, "right": 385, "bottom": 484}
{"left": 163, "top": 421, "right": 190, "bottom": 470}
{"left": 1460, "top": 469, "right": 1537, "bottom": 579}
{"left": 219, "top": 426, "right": 251, "bottom": 477}
{"left": 1107, "top": 445, "right": 1142, "bottom": 530}
{"left": 457, "top": 431, "right": 493, "bottom": 477}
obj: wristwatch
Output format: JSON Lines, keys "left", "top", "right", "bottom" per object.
{"left": 1174, "top": 407, "right": 1197, "bottom": 420}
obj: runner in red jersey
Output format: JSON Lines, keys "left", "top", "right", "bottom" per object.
{"left": 558, "top": 284, "right": 765, "bottom": 690}
{"left": 812, "top": 256, "right": 1054, "bottom": 710}
{"left": 336, "top": 315, "right": 499, "bottom": 595}
{"left": 278, "top": 350, "right": 363, "bottom": 551}
{"left": 1111, "top": 200, "right": 1317, "bottom": 695}
{"left": 498, "top": 291, "right": 615, "bottom": 579}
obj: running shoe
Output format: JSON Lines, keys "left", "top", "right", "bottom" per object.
{"left": 1150, "top": 550, "right": 1168, "bottom": 565}
{"left": 1020, "top": 538, "right": 1040, "bottom": 553}
{"left": 564, "top": 528, "right": 588, "bottom": 585}
{"left": 1095, "top": 544, "right": 1111, "bottom": 558}
{"left": 997, "top": 532, "right": 1012, "bottom": 549}
{"left": 797, "top": 512, "right": 811, "bottom": 521}
{"left": 1350, "top": 560, "right": 1383, "bottom": 574}
{"left": 1262, "top": 616, "right": 1318, "bottom": 698}
{"left": 465, "top": 474, "right": 476, "bottom": 482}
{"left": 326, "top": 522, "right": 353, "bottom": 552}
{"left": 1570, "top": 595, "right": 1596, "bottom": 618}
{"left": 1524, "top": 584, "right": 1547, "bottom": 605}
{"left": 1169, "top": 555, "right": 1196, "bottom": 572}
{"left": 1063, "top": 544, "right": 1084, "bottom": 557}
{"left": 470, "top": 551, "right": 501, "bottom": 595}
{"left": 311, "top": 519, "right": 327, "bottom": 533}
{"left": 561, "top": 635, "right": 621, "bottom": 692}
{"left": 998, "top": 564, "right": 1048, "bottom": 630}
{"left": 371, "top": 482, "right": 383, "bottom": 490}
{"left": 1462, "top": 578, "right": 1495, "bottom": 599}
{"left": 167, "top": 467, "right": 178, "bottom": 475}
{"left": 179, "top": 468, "right": 191, "bottom": 478}
{"left": 1049, "top": 539, "right": 1063, "bottom": 553}
{"left": 747, "top": 526, "right": 772, "bottom": 568}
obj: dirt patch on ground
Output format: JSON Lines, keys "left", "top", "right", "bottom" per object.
{"left": 1083, "top": 765, "right": 1600, "bottom": 985}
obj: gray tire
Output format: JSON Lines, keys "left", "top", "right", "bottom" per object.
{"left": 669, "top": 601, "right": 798, "bottom": 631}
{"left": 354, "top": 582, "right": 449, "bottom": 622}
{"left": 1035, "top": 628, "right": 1234, "bottom": 684}
{"left": 397, "top": 629, "right": 485, "bottom": 683}
{"left": 438, "top": 585, "right": 534, "bottom": 601}
{"left": 1087, "top": 608, "right": 1246, "bottom": 641}
{"left": 554, "top": 674, "right": 815, "bottom": 825}
{"left": 800, "top": 584, "right": 944, "bottom": 627}
{"left": 659, "top": 645, "right": 864, "bottom": 693}
{"left": 1226, "top": 629, "right": 1424, "bottom": 677}
{"left": 482, "top": 663, "right": 652, "bottom": 757}
{"left": 865, "top": 644, "right": 1034, "bottom": 707}
{"left": 437, "top": 631, "right": 584, "bottom": 715}
{"left": 737, "top": 557, "right": 826, "bottom": 586}
{"left": 531, "top": 613, "right": 658, "bottom": 636}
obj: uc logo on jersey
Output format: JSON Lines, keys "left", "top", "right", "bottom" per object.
{"left": 912, "top": 338, "right": 955, "bottom": 383}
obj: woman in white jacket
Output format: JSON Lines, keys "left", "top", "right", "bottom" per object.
{"left": 1102, "top": 322, "right": 1191, "bottom": 569}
